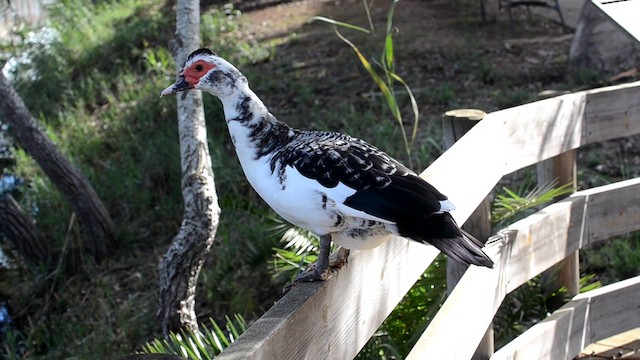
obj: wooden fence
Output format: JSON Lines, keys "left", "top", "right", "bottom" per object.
{"left": 216, "top": 79, "right": 640, "bottom": 359}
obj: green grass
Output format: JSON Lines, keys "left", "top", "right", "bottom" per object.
{"left": 583, "top": 232, "right": 640, "bottom": 285}
{"left": 1, "top": 1, "right": 274, "bottom": 358}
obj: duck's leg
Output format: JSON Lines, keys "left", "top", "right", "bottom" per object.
{"left": 297, "top": 234, "right": 332, "bottom": 282}
{"left": 284, "top": 235, "right": 332, "bottom": 292}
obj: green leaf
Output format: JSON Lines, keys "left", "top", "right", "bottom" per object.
{"left": 492, "top": 180, "right": 575, "bottom": 226}
{"left": 334, "top": 28, "right": 401, "bottom": 119}
{"left": 283, "top": 226, "right": 318, "bottom": 255}
{"left": 579, "top": 273, "right": 602, "bottom": 293}
{"left": 313, "top": 1, "right": 420, "bottom": 167}
{"left": 204, "top": 322, "right": 223, "bottom": 354}
{"left": 229, "top": 314, "right": 246, "bottom": 340}
{"left": 386, "top": 0, "right": 399, "bottom": 35}
{"left": 389, "top": 71, "right": 420, "bottom": 154}
{"left": 215, "top": 320, "right": 232, "bottom": 348}
{"left": 141, "top": 314, "right": 248, "bottom": 359}
{"left": 310, "top": 16, "right": 370, "bottom": 33}
{"left": 384, "top": 33, "right": 394, "bottom": 71}
{"left": 363, "top": 0, "right": 375, "bottom": 34}
{"left": 383, "top": 0, "right": 398, "bottom": 71}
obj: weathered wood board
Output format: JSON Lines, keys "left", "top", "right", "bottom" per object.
{"left": 585, "top": 83, "right": 640, "bottom": 143}
{"left": 579, "top": 328, "right": 640, "bottom": 358}
{"left": 406, "top": 178, "right": 640, "bottom": 360}
{"left": 216, "top": 238, "right": 439, "bottom": 360}
{"left": 492, "top": 276, "right": 640, "bottom": 360}
{"left": 424, "top": 81, "right": 640, "bottom": 224}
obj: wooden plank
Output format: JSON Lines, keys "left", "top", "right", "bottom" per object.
{"left": 584, "top": 82, "right": 640, "bottom": 143}
{"left": 406, "top": 178, "right": 640, "bottom": 360}
{"left": 582, "top": 178, "right": 640, "bottom": 243}
{"left": 422, "top": 111, "right": 505, "bottom": 223}
{"left": 579, "top": 328, "right": 640, "bottom": 358}
{"left": 493, "top": 298, "right": 590, "bottom": 360}
{"left": 216, "top": 238, "right": 440, "bottom": 360}
{"left": 499, "top": 93, "right": 586, "bottom": 174}
{"left": 585, "top": 277, "right": 640, "bottom": 342}
{"left": 422, "top": 93, "right": 584, "bottom": 223}
{"left": 423, "top": 81, "right": 640, "bottom": 224}
{"left": 591, "top": 0, "right": 640, "bottom": 45}
{"left": 501, "top": 198, "right": 584, "bottom": 292}
{"left": 492, "top": 276, "right": 640, "bottom": 360}
{"left": 503, "top": 178, "right": 640, "bottom": 290}
{"left": 406, "top": 201, "right": 577, "bottom": 359}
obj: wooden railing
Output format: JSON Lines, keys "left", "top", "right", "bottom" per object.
{"left": 216, "top": 80, "right": 640, "bottom": 360}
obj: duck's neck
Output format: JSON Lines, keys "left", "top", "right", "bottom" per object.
{"left": 218, "top": 84, "right": 294, "bottom": 164}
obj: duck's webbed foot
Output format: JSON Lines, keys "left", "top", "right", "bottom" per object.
{"left": 329, "top": 247, "right": 350, "bottom": 269}
{"left": 284, "top": 234, "right": 333, "bottom": 293}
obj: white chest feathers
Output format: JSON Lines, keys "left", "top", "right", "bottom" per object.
{"left": 237, "top": 155, "right": 398, "bottom": 249}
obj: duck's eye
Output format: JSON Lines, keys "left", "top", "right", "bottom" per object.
{"left": 195, "top": 64, "right": 204, "bottom": 72}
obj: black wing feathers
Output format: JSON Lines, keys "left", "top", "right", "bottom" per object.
{"left": 344, "top": 172, "right": 443, "bottom": 222}
{"left": 275, "top": 131, "right": 447, "bottom": 222}
{"left": 274, "top": 130, "right": 494, "bottom": 268}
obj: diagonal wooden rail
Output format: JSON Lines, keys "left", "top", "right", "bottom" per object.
{"left": 408, "top": 178, "right": 640, "bottom": 359}
{"left": 216, "top": 80, "right": 640, "bottom": 359}
{"left": 492, "top": 275, "right": 640, "bottom": 359}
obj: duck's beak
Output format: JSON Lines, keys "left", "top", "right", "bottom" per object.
{"left": 160, "top": 75, "right": 193, "bottom": 97}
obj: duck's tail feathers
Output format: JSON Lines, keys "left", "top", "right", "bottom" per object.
{"left": 428, "top": 232, "right": 494, "bottom": 268}
{"left": 398, "top": 213, "right": 494, "bottom": 268}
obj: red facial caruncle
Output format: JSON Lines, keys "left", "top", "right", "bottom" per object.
{"left": 182, "top": 60, "right": 216, "bottom": 86}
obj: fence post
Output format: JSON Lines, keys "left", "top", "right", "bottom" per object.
{"left": 537, "top": 152, "right": 580, "bottom": 303}
{"left": 443, "top": 109, "right": 494, "bottom": 360}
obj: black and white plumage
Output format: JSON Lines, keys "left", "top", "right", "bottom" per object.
{"left": 161, "top": 48, "right": 493, "bottom": 283}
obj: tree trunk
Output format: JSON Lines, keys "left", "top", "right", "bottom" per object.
{"left": 0, "top": 193, "right": 51, "bottom": 269}
{"left": 0, "top": 73, "right": 116, "bottom": 261}
{"left": 157, "top": 0, "right": 220, "bottom": 336}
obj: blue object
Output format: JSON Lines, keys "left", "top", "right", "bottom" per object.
{"left": 0, "top": 303, "right": 11, "bottom": 333}
{"left": 0, "top": 174, "right": 23, "bottom": 196}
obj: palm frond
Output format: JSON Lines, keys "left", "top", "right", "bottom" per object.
{"left": 281, "top": 226, "right": 318, "bottom": 255}
{"left": 269, "top": 219, "right": 320, "bottom": 283}
{"left": 141, "top": 315, "right": 247, "bottom": 359}
{"left": 492, "top": 180, "right": 575, "bottom": 228}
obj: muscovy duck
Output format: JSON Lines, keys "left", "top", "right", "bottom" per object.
{"left": 161, "top": 48, "right": 493, "bottom": 284}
